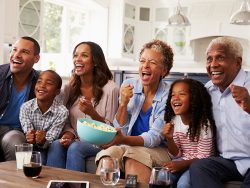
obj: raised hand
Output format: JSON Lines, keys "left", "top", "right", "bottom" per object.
{"left": 120, "top": 84, "right": 134, "bottom": 107}
{"left": 230, "top": 84, "right": 250, "bottom": 113}
{"left": 162, "top": 122, "right": 174, "bottom": 140}
{"left": 78, "top": 96, "right": 95, "bottom": 116}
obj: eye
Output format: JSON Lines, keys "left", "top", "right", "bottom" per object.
{"left": 206, "top": 57, "right": 212, "bottom": 64}
{"left": 36, "top": 80, "right": 42, "bottom": 84}
{"left": 149, "top": 61, "right": 157, "bottom": 65}
{"left": 22, "top": 49, "right": 30, "bottom": 54}
{"left": 217, "top": 56, "right": 225, "bottom": 61}
{"left": 12, "top": 48, "right": 17, "bottom": 52}
{"left": 139, "top": 59, "right": 146, "bottom": 64}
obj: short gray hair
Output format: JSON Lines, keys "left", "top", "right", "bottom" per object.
{"left": 206, "top": 37, "right": 243, "bottom": 59}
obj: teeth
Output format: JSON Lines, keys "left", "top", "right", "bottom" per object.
{"left": 212, "top": 71, "right": 222, "bottom": 75}
{"left": 174, "top": 103, "right": 181, "bottom": 107}
{"left": 75, "top": 63, "right": 84, "bottom": 67}
{"left": 13, "top": 60, "right": 22, "bottom": 64}
{"left": 142, "top": 72, "right": 151, "bottom": 76}
{"left": 38, "top": 90, "right": 45, "bottom": 93}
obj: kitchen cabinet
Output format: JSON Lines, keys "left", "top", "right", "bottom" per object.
{"left": 2, "top": 0, "right": 42, "bottom": 44}
{"left": 0, "top": 0, "right": 42, "bottom": 65}
{"left": 19, "top": 0, "right": 43, "bottom": 43}
{"left": 108, "top": 0, "right": 152, "bottom": 60}
{"left": 3, "top": 0, "right": 19, "bottom": 44}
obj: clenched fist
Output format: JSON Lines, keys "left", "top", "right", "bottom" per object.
{"left": 162, "top": 122, "right": 174, "bottom": 140}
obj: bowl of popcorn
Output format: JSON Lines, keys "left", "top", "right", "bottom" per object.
{"left": 77, "top": 118, "right": 117, "bottom": 145}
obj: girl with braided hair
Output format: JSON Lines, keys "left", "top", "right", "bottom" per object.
{"left": 162, "top": 78, "right": 216, "bottom": 188}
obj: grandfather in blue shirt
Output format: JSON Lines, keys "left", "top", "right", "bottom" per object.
{"left": 190, "top": 36, "right": 250, "bottom": 187}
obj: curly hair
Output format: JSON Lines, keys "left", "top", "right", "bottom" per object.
{"left": 206, "top": 36, "right": 243, "bottom": 59}
{"left": 139, "top": 39, "right": 174, "bottom": 77}
{"left": 164, "top": 78, "right": 216, "bottom": 144}
{"left": 65, "top": 41, "right": 113, "bottom": 109}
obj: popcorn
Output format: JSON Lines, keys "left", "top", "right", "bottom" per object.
{"left": 81, "top": 121, "right": 115, "bottom": 132}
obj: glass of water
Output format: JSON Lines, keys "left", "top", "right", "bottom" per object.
{"left": 100, "top": 157, "right": 120, "bottom": 186}
{"left": 149, "top": 167, "right": 172, "bottom": 188}
{"left": 15, "top": 143, "right": 33, "bottom": 170}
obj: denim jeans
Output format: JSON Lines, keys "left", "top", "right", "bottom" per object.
{"left": 170, "top": 169, "right": 191, "bottom": 188}
{"left": 46, "top": 140, "right": 101, "bottom": 172}
{"left": 168, "top": 158, "right": 191, "bottom": 188}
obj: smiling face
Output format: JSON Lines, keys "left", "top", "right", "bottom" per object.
{"left": 206, "top": 44, "right": 241, "bottom": 92}
{"left": 171, "top": 82, "right": 190, "bottom": 119}
{"left": 73, "top": 43, "right": 94, "bottom": 76}
{"left": 35, "top": 71, "right": 60, "bottom": 103}
{"left": 10, "top": 38, "right": 40, "bottom": 75}
{"left": 139, "top": 48, "right": 167, "bottom": 87}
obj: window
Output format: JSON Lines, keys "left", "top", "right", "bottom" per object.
{"left": 35, "top": 0, "right": 108, "bottom": 77}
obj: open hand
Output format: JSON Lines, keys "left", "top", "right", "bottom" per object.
{"left": 101, "top": 128, "right": 123, "bottom": 149}
{"left": 163, "top": 160, "right": 186, "bottom": 173}
{"left": 60, "top": 132, "right": 74, "bottom": 147}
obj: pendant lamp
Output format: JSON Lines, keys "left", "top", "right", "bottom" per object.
{"left": 230, "top": 0, "right": 250, "bottom": 25}
{"left": 168, "top": 0, "right": 191, "bottom": 26}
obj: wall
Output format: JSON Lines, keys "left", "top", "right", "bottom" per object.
{"left": 106, "top": 0, "right": 250, "bottom": 73}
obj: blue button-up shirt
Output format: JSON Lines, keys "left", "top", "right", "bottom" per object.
{"left": 113, "top": 78, "right": 170, "bottom": 148}
{"left": 205, "top": 68, "right": 250, "bottom": 175}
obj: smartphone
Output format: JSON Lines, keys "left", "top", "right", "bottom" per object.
{"left": 46, "top": 180, "right": 89, "bottom": 188}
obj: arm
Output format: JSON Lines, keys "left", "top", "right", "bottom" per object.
{"left": 19, "top": 102, "right": 34, "bottom": 133}
{"left": 163, "top": 159, "right": 198, "bottom": 173}
{"left": 44, "top": 107, "right": 69, "bottom": 144}
{"left": 196, "top": 126, "right": 214, "bottom": 159}
{"left": 78, "top": 97, "right": 105, "bottom": 122}
{"left": 116, "top": 84, "right": 134, "bottom": 126}
{"left": 99, "top": 82, "right": 119, "bottom": 124}
{"left": 101, "top": 129, "right": 144, "bottom": 149}
{"left": 162, "top": 122, "right": 179, "bottom": 156}
{"left": 230, "top": 84, "right": 250, "bottom": 114}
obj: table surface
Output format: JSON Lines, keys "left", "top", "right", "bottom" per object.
{"left": 0, "top": 161, "right": 149, "bottom": 188}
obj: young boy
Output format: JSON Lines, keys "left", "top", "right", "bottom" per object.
{"left": 19, "top": 70, "right": 68, "bottom": 164}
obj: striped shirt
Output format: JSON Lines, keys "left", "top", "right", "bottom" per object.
{"left": 19, "top": 98, "right": 69, "bottom": 147}
{"left": 172, "top": 115, "right": 214, "bottom": 160}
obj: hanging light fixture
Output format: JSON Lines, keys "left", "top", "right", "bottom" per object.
{"left": 230, "top": 0, "right": 250, "bottom": 25}
{"left": 168, "top": 0, "right": 191, "bottom": 26}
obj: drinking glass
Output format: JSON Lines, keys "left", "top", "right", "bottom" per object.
{"left": 23, "top": 151, "right": 42, "bottom": 178}
{"left": 149, "top": 167, "right": 172, "bottom": 188}
{"left": 15, "top": 143, "right": 33, "bottom": 170}
{"left": 100, "top": 157, "right": 120, "bottom": 185}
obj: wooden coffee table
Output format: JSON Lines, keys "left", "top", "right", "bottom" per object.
{"left": 0, "top": 161, "right": 149, "bottom": 188}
